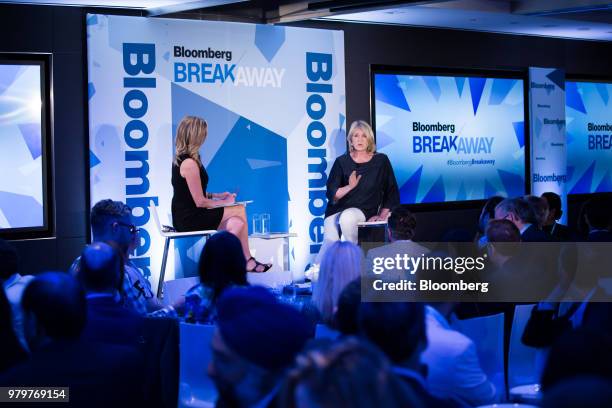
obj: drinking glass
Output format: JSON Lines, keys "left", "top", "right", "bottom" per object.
{"left": 252, "top": 214, "right": 262, "bottom": 234}
{"left": 261, "top": 213, "right": 270, "bottom": 235}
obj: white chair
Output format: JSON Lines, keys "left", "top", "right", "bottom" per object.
{"left": 163, "top": 277, "right": 200, "bottom": 306}
{"left": 179, "top": 323, "right": 217, "bottom": 408}
{"left": 149, "top": 203, "right": 216, "bottom": 298}
{"left": 508, "top": 304, "right": 545, "bottom": 404}
{"left": 451, "top": 312, "right": 506, "bottom": 401}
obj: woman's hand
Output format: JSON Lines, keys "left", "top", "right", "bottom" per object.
{"left": 222, "top": 194, "right": 236, "bottom": 205}
{"left": 368, "top": 209, "right": 391, "bottom": 222}
{"left": 348, "top": 170, "right": 362, "bottom": 189}
{"left": 218, "top": 191, "right": 234, "bottom": 200}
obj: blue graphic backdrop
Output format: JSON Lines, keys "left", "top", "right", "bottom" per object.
{"left": 566, "top": 81, "right": 612, "bottom": 194}
{"left": 374, "top": 73, "right": 526, "bottom": 204}
{"left": 0, "top": 64, "right": 44, "bottom": 230}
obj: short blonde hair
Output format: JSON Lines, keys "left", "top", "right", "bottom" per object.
{"left": 347, "top": 120, "right": 376, "bottom": 153}
{"left": 174, "top": 116, "right": 208, "bottom": 166}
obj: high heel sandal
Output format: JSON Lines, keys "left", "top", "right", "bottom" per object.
{"left": 247, "top": 256, "right": 272, "bottom": 273}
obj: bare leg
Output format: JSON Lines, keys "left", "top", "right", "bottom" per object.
{"left": 217, "top": 205, "right": 270, "bottom": 271}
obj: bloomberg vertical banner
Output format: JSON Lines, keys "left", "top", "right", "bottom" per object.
{"left": 528, "top": 67, "right": 567, "bottom": 222}
{"left": 87, "top": 14, "right": 345, "bottom": 287}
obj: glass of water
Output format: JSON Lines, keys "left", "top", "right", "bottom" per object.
{"left": 261, "top": 213, "right": 270, "bottom": 235}
{"left": 252, "top": 214, "right": 262, "bottom": 234}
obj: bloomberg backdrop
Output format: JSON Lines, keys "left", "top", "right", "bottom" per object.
{"left": 87, "top": 14, "right": 346, "bottom": 287}
{"left": 373, "top": 73, "right": 526, "bottom": 204}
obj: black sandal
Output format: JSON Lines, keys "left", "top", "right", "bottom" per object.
{"left": 247, "top": 256, "right": 272, "bottom": 273}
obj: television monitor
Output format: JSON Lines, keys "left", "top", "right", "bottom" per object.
{"left": 372, "top": 68, "right": 527, "bottom": 206}
{"left": 0, "top": 56, "right": 52, "bottom": 238}
{"left": 566, "top": 80, "right": 612, "bottom": 195}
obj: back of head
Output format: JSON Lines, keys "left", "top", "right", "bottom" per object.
{"left": 524, "top": 195, "right": 549, "bottom": 227}
{"left": 22, "top": 272, "right": 87, "bottom": 341}
{"left": 0, "top": 238, "right": 19, "bottom": 281}
{"left": 479, "top": 196, "right": 505, "bottom": 234}
{"left": 542, "top": 192, "right": 562, "bottom": 221}
{"left": 174, "top": 115, "right": 207, "bottom": 164}
{"left": 495, "top": 197, "right": 533, "bottom": 224}
{"left": 541, "top": 329, "right": 612, "bottom": 391}
{"left": 78, "top": 242, "right": 122, "bottom": 293}
{"left": 281, "top": 337, "right": 421, "bottom": 408}
{"left": 90, "top": 199, "right": 132, "bottom": 239}
{"left": 359, "top": 301, "right": 426, "bottom": 364}
{"left": 334, "top": 279, "right": 361, "bottom": 335}
{"left": 486, "top": 219, "right": 521, "bottom": 257}
{"left": 388, "top": 206, "right": 417, "bottom": 241}
{"left": 583, "top": 195, "right": 612, "bottom": 230}
{"left": 216, "top": 286, "right": 311, "bottom": 371}
{"left": 313, "top": 241, "right": 363, "bottom": 324}
{"left": 199, "top": 231, "right": 247, "bottom": 298}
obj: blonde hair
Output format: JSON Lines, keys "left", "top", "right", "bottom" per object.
{"left": 347, "top": 120, "right": 376, "bottom": 153}
{"left": 312, "top": 241, "right": 363, "bottom": 325}
{"left": 173, "top": 116, "right": 208, "bottom": 166}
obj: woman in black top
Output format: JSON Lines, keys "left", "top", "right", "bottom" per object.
{"left": 171, "top": 116, "right": 271, "bottom": 272}
{"left": 323, "top": 120, "right": 399, "bottom": 246}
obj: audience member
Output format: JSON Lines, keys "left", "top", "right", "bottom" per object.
{"left": 359, "top": 301, "right": 460, "bottom": 407}
{"left": 542, "top": 376, "right": 612, "bottom": 408}
{"left": 210, "top": 286, "right": 312, "bottom": 408}
{"left": 541, "top": 192, "right": 572, "bottom": 241}
{"left": 183, "top": 231, "right": 248, "bottom": 323}
{"left": 421, "top": 303, "right": 497, "bottom": 406}
{"left": 312, "top": 241, "right": 362, "bottom": 325}
{"left": 1, "top": 238, "right": 34, "bottom": 349}
{"left": 540, "top": 329, "right": 612, "bottom": 391}
{"left": 495, "top": 197, "right": 550, "bottom": 241}
{"left": 0, "top": 272, "right": 145, "bottom": 406}
{"left": 583, "top": 195, "right": 612, "bottom": 242}
{"left": 476, "top": 196, "right": 505, "bottom": 248}
{"left": 279, "top": 337, "right": 425, "bottom": 408}
{"left": 366, "top": 206, "right": 429, "bottom": 281}
{"left": 70, "top": 199, "right": 172, "bottom": 316}
{"left": 0, "top": 288, "right": 27, "bottom": 372}
{"left": 333, "top": 278, "right": 361, "bottom": 336}
{"left": 524, "top": 195, "right": 549, "bottom": 229}
{"left": 77, "top": 242, "right": 179, "bottom": 408}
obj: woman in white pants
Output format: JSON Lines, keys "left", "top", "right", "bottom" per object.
{"left": 317, "top": 120, "right": 399, "bottom": 261}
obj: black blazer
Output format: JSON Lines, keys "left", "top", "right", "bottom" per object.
{"left": 0, "top": 339, "right": 146, "bottom": 407}
{"left": 82, "top": 297, "right": 179, "bottom": 408}
{"left": 521, "top": 224, "right": 551, "bottom": 242}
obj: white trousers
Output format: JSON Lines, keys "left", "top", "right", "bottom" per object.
{"left": 315, "top": 208, "right": 365, "bottom": 264}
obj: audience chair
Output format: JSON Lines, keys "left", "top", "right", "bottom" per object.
{"left": 179, "top": 322, "right": 217, "bottom": 408}
{"left": 451, "top": 312, "right": 506, "bottom": 400}
{"left": 508, "top": 304, "right": 544, "bottom": 404}
{"left": 149, "top": 203, "right": 216, "bottom": 298}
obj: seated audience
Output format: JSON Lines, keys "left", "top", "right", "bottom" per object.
{"left": 312, "top": 241, "right": 362, "bottom": 325}
{"left": 540, "top": 329, "right": 612, "bottom": 391}
{"left": 209, "top": 286, "right": 312, "bottom": 408}
{"left": 77, "top": 242, "right": 179, "bottom": 408}
{"left": 475, "top": 196, "right": 505, "bottom": 248}
{"left": 333, "top": 279, "right": 361, "bottom": 336}
{"left": 1, "top": 238, "right": 34, "bottom": 349}
{"left": 421, "top": 303, "right": 497, "bottom": 406}
{"left": 583, "top": 195, "right": 612, "bottom": 242}
{"left": 0, "top": 272, "right": 145, "bottom": 406}
{"left": 183, "top": 231, "right": 248, "bottom": 323}
{"left": 366, "top": 206, "right": 429, "bottom": 281}
{"left": 279, "top": 337, "right": 425, "bottom": 408}
{"left": 0, "top": 288, "right": 27, "bottom": 372}
{"left": 524, "top": 195, "right": 550, "bottom": 230}
{"left": 542, "top": 376, "right": 612, "bottom": 408}
{"left": 359, "top": 301, "right": 461, "bottom": 407}
{"left": 70, "top": 199, "right": 173, "bottom": 316}
{"left": 495, "top": 197, "right": 550, "bottom": 242}
{"left": 541, "top": 192, "right": 572, "bottom": 241}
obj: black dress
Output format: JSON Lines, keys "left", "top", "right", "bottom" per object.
{"left": 325, "top": 152, "right": 400, "bottom": 219}
{"left": 171, "top": 155, "right": 224, "bottom": 231}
